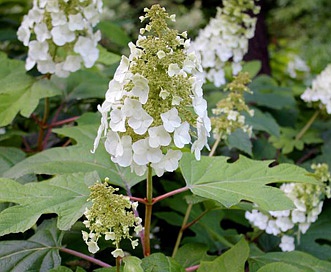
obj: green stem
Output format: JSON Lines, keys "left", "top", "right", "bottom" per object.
{"left": 209, "top": 135, "right": 221, "bottom": 157}
{"left": 172, "top": 203, "right": 193, "bottom": 258}
{"left": 143, "top": 164, "right": 153, "bottom": 256}
{"left": 295, "top": 110, "right": 319, "bottom": 142}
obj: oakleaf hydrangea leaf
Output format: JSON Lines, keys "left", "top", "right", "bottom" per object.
{"left": 174, "top": 243, "right": 215, "bottom": 268}
{"left": 141, "top": 253, "right": 185, "bottom": 272}
{"left": 0, "top": 147, "right": 26, "bottom": 175}
{"left": 249, "top": 251, "right": 331, "bottom": 272}
{"left": 197, "top": 237, "right": 249, "bottom": 272}
{"left": 0, "top": 52, "right": 61, "bottom": 126}
{"left": 269, "top": 127, "right": 323, "bottom": 154}
{"left": 256, "top": 262, "right": 301, "bottom": 272}
{"left": 245, "top": 75, "right": 295, "bottom": 110}
{"left": 0, "top": 218, "right": 63, "bottom": 272}
{"left": 0, "top": 172, "right": 97, "bottom": 236}
{"left": 3, "top": 113, "right": 144, "bottom": 188}
{"left": 180, "top": 153, "right": 319, "bottom": 210}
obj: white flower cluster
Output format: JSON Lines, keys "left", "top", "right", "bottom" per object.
{"left": 190, "top": 0, "right": 260, "bottom": 87}
{"left": 92, "top": 5, "right": 210, "bottom": 177}
{"left": 287, "top": 54, "right": 310, "bottom": 79}
{"left": 246, "top": 163, "right": 331, "bottom": 252}
{"left": 17, "top": 0, "right": 102, "bottom": 77}
{"left": 301, "top": 64, "right": 331, "bottom": 114}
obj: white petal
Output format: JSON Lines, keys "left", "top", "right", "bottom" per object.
{"left": 161, "top": 108, "right": 181, "bottom": 133}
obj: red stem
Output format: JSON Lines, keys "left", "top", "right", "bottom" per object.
{"left": 184, "top": 209, "right": 210, "bottom": 230}
{"left": 42, "top": 101, "right": 64, "bottom": 149}
{"left": 130, "top": 187, "right": 189, "bottom": 205}
{"left": 21, "top": 136, "right": 32, "bottom": 152}
{"left": 153, "top": 187, "right": 189, "bottom": 204}
{"left": 185, "top": 265, "right": 199, "bottom": 271}
{"left": 48, "top": 116, "right": 79, "bottom": 128}
{"left": 130, "top": 196, "right": 147, "bottom": 204}
{"left": 59, "top": 247, "right": 111, "bottom": 267}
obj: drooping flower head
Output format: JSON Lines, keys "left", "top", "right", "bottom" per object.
{"left": 301, "top": 64, "right": 331, "bottom": 114}
{"left": 92, "top": 5, "right": 210, "bottom": 177}
{"left": 191, "top": 0, "right": 260, "bottom": 87}
{"left": 82, "top": 178, "right": 142, "bottom": 256}
{"left": 245, "top": 163, "right": 331, "bottom": 252}
{"left": 17, "top": 0, "right": 102, "bottom": 77}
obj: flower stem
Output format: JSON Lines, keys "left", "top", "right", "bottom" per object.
{"left": 36, "top": 97, "right": 50, "bottom": 151}
{"left": 59, "top": 247, "right": 111, "bottom": 267}
{"left": 116, "top": 256, "right": 121, "bottom": 272}
{"left": 172, "top": 202, "right": 192, "bottom": 258}
{"left": 295, "top": 110, "right": 319, "bottom": 142}
{"left": 143, "top": 164, "right": 153, "bottom": 256}
{"left": 209, "top": 135, "right": 221, "bottom": 157}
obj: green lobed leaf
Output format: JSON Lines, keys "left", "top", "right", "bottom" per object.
{"left": 98, "top": 21, "right": 131, "bottom": 47}
{"left": 245, "top": 75, "right": 295, "bottom": 110}
{"left": 249, "top": 251, "right": 331, "bottom": 272}
{"left": 269, "top": 127, "right": 323, "bottom": 154}
{"left": 197, "top": 237, "right": 249, "bottom": 272}
{"left": 97, "top": 45, "right": 121, "bottom": 66}
{"left": 123, "top": 256, "right": 144, "bottom": 272}
{"left": 227, "top": 129, "right": 252, "bottom": 156}
{"left": 49, "top": 266, "right": 75, "bottom": 272}
{"left": 141, "top": 253, "right": 185, "bottom": 272}
{"left": 51, "top": 69, "right": 109, "bottom": 100}
{"left": 0, "top": 52, "right": 61, "bottom": 126}
{"left": 244, "top": 107, "right": 280, "bottom": 137}
{"left": 256, "top": 262, "right": 302, "bottom": 272}
{"left": 174, "top": 243, "right": 215, "bottom": 268}
{"left": 0, "top": 128, "right": 26, "bottom": 143}
{"left": 0, "top": 172, "right": 97, "bottom": 236}
{"left": 241, "top": 60, "right": 262, "bottom": 79}
{"left": 3, "top": 113, "right": 145, "bottom": 188}
{"left": 252, "top": 137, "right": 277, "bottom": 160}
{"left": 179, "top": 153, "right": 319, "bottom": 210}
{"left": 0, "top": 147, "right": 26, "bottom": 175}
{"left": 54, "top": 267, "right": 89, "bottom": 272}
{"left": 0, "top": 218, "right": 63, "bottom": 272}
{"left": 94, "top": 268, "right": 117, "bottom": 272}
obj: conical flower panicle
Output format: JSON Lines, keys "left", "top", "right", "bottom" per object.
{"left": 191, "top": 0, "right": 260, "bottom": 87}
{"left": 17, "top": 0, "right": 102, "bottom": 77}
{"left": 93, "top": 5, "right": 210, "bottom": 177}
